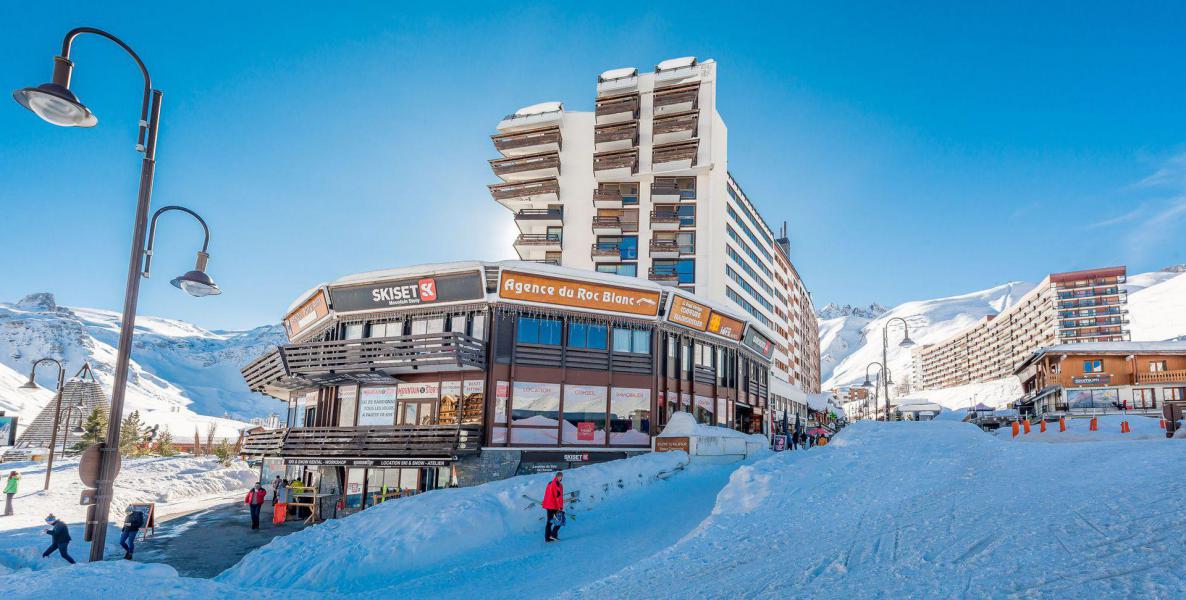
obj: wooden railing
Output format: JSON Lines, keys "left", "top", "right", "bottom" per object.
{"left": 593, "top": 149, "right": 639, "bottom": 173}
{"left": 595, "top": 93, "right": 640, "bottom": 117}
{"left": 489, "top": 152, "right": 561, "bottom": 176}
{"left": 653, "top": 84, "right": 699, "bottom": 111}
{"left": 1137, "top": 370, "right": 1186, "bottom": 384}
{"left": 488, "top": 177, "right": 560, "bottom": 201}
{"left": 653, "top": 141, "right": 698, "bottom": 166}
{"left": 595, "top": 121, "right": 639, "bottom": 145}
{"left": 514, "top": 208, "right": 563, "bottom": 220}
{"left": 241, "top": 424, "right": 482, "bottom": 458}
{"left": 653, "top": 110, "right": 699, "bottom": 135}
{"left": 491, "top": 126, "right": 561, "bottom": 153}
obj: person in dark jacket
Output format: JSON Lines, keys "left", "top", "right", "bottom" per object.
{"left": 245, "top": 482, "right": 268, "bottom": 530}
{"left": 541, "top": 472, "right": 564, "bottom": 542}
{"left": 41, "top": 514, "right": 75, "bottom": 564}
{"left": 120, "top": 507, "right": 146, "bottom": 559}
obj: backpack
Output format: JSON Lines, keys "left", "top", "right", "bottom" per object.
{"left": 128, "top": 510, "right": 145, "bottom": 529}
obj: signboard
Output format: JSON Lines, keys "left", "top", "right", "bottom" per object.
{"left": 577, "top": 422, "right": 596, "bottom": 441}
{"left": 463, "top": 380, "right": 485, "bottom": 395}
{"left": 0, "top": 416, "right": 16, "bottom": 446}
{"left": 516, "top": 451, "right": 628, "bottom": 475}
{"left": 78, "top": 443, "right": 120, "bottom": 488}
{"left": 655, "top": 436, "right": 690, "bottom": 453}
{"left": 126, "top": 502, "right": 156, "bottom": 539}
{"left": 283, "top": 289, "right": 330, "bottom": 338}
{"left": 357, "top": 387, "right": 398, "bottom": 425}
{"left": 772, "top": 435, "right": 787, "bottom": 451}
{"left": 329, "top": 271, "right": 485, "bottom": 313}
{"left": 667, "top": 296, "right": 710, "bottom": 330}
{"left": 397, "top": 381, "right": 440, "bottom": 400}
{"left": 1071, "top": 374, "right": 1112, "bottom": 386}
{"left": 285, "top": 457, "right": 454, "bottom": 467}
{"left": 498, "top": 271, "right": 661, "bottom": 317}
{"left": 707, "top": 312, "right": 745, "bottom": 341}
{"left": 741, "top": 327, "right": 776, "bottom": 360}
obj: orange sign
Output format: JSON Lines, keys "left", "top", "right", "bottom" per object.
{"left": 707, "top": 312, "right": 745, "bottom": 341}
{"left": 284, "top": 290, "right": 329, "bottom": 338}
{"left": 667, "top": 296, "right": 710, "bottom": 330}
{"left": 499, "top": 271, "right": 661, "bottom": 316}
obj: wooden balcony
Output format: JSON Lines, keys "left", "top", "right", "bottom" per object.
{"left": 491, "top": 126, "right": 562, "bottom": 157}
{"left": 514, "top": 208, "right": 563, "bottom": 228}
{"left": 594, "top": 148, "right": 639, "bottom": 178}
{"left": 648, "top": 267, "right": 679, "bottom": 285}
{"left": 489, "top": 151, "right": 561, "bottom": 182}
{"left": 650, "top": 177, "right": 696, "bottom": 202}
{"left": 652, "top": 140, "right": 698, "bottom": 169}
{"left": 595, "top": 93, "right": 640, "bottom": 125}
{"left": 653, "top": 84, "right": 699, "bottom": 115}
{"left": 595, "top": 121, "right": 639, "bottom": 152}
{"left": 592, "top": 216, "right": 623, "bottom": 235}
{"left": 649, "top": 211, "right": 683, "bottom": 231}
{"left": 1136, "top": 369, "right": 1186, "bottom": 384}
{"left": 653, "top": 110, "right": 698, "bottom": 144}
{"left": 649, "top": 239, "right": 681, "bottom": 258}
{"left": 591, "top": 244, "right": 624, "bottom": 262}
{"left": 241, "top": 424, "right": 482, "bottom": 459}
{"left": 488, "top": 177, "right": 560, "bottom": 207}
{"left": 514, "top": 233, "right": 562, "bottom": 251}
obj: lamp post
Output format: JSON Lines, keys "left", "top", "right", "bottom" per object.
{"left": 14, "top": 27, "right": 221, "bottom": 562}
{"left": 879, "top": 317, "right": 916, "bottom": 422}
{"left": 19, "top": 359, "right": 66, "bottom": 490}
{"left": 862, "top": 362, "right": 893, "bottom": 421}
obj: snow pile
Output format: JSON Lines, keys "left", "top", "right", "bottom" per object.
{"left": 0, "top": 561, "right": 305, "bottom": 600}
{"left": 657, "top": 412, "right": 767, "bottom": 463}
{"left": 0, "top": 455, "right": 256, "bottom": 574}
{"left": 997, "top": 414, "right": 1167, "bottom": 443}
{"left": 903, "top": 377, "right": 1023, "bottom": 410}
{"left": 572, "top": 420, "right": 1186, "bottom": 599}
{"left": 1128, "top": 271, "right": 1186, "bottom": 341}
{"left": 217, "top": 451, "right": 688, "bottom": 593}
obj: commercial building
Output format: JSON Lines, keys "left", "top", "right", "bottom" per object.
{"left": 913, "top": 267, "right": 1129, "bottom": 390}
{"left": 488, "top": 57, "right": 821, "bottom": 414}
{"left": 240, "top": 261, "right": 778, "bottom": 507}
{"left": 1013, "top": 342, "right": 1186, "bottom": 425}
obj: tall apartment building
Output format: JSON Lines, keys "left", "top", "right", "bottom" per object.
{"left": 913, "top": 266, "right": 1129, "bottom": 390}
{"left": 487, "top": 57, "right": 821, "bottom": 396}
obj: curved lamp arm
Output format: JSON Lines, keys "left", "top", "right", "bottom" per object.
{"left": 57, "top": 27, "right": 153, "bottom": 151}
{"left": 143, "top": 206, "right": 211, "bottom": 278}
{"left": 25, "top": 358, "right": 66, "bottom": 390}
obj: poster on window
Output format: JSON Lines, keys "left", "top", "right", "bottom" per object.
{"left": 562, "top": 384, "right": 607, "bottom": 444}
{"left": 610, "top": 387, "right": 651, "bottom": 445}
{"left": 358, "top": 387, "right": 398, "bottom": 425}
{"left": 463, "top": 380, "right": 485, "bottom": 395}
{"left": 495, "top": 381, "right": 510, "bottom": 423}
{"left": 511, "top": 382, "right": 562, "bottom": 426}
{"left": 680, "top": 392, "right": 691, "bottom": 413}
{"left": 397, "top": 382, "right": 440, "bottom": 400}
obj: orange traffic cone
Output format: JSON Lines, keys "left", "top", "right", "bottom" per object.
{"left": 1040, "top": 420, "right": 1047, "bottom": 433}
{"left": 1059, "top": 417, "right": 1066, "bottom": 432}
{"left": 1121, "top": 420, "right": 1131, "bottom": 434}
{"left": 1160, "top": 419, "right": 1167, "bottom": 430}
{"left": 1011, "top": 421, "right": 1020, "bottom": 437}
{"left": 1089, "top": 417, "right": 1099, "bottom": 431}
{"left": 1023, "top": 419, "right": 1032, "bottom": 434}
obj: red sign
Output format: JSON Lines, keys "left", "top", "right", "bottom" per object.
{"left": 418, "top": 278, "right": 438, "bottom": 302}
{"left": 577, "top": 422, "right": 596, "bottom": 441}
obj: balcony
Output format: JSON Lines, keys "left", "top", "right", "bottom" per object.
{"left": 1136, "top": 369, "right": 1186, "bottom": 384}
{"left": 595, "top": 121, "right": 639, "bottom": 152}
{"left": 240, "top": 332, "right": 488, "bottom": 396}
{"left": 491, "top": 126, "right": 562, "bottom": 157}
{"left": 649, "top": 211, "right": 682, "bottom": 231}
{"left": 489, "top": 152, "right": 561, "bottom": 182}
{"left": 591, "top": 243, "right": 625, "bottom": 263}
{"left": 652, "top": 140, "right": 698, "bottom": 170}
{"left": 651, "top": 177, "right": 696, "bottom": 202}
{"left": 598, "top": 67, "right": 639, "bottom": 96}
{"left": 648, "top": 267, "right": 679, "bottom": 285}
{"left": 496, "top": 103, "right": 563, "bottom": 131}
{"left": 594, "top": 149, "right": 639, "bottom": 179}
{"left": 488, "top": 177, "right": 560, "bottom": 208}
{"left": 514, "top": 233, "right": 562, "bottom": 254}
{"left": 655, "top": 57, "right": 700, "bottom": 87}
{"left": 241, "top": 424, "right": 482, "bottom": 459}
{"left": 514, "top": 208, "right": 563, "bottom": 229}
{"left": 649, "top": 239, "right": 681, "bottom": 258}
{"left": 595, "top": 93, "right": 640, "bottom": 125}
{"left": 653, "top": 84, "right": 699, "bottom": 115}
{"left": 652, "top": 110, "right": 698, "bottom": 144}
{"left": 592, "top": 216, "right": 623, "bottom": 235}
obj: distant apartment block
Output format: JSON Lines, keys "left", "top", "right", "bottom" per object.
{"left": 487, "top": 57, "right": 821, "bottom": 397}
{"left": 913, "top": 266, "right": 1129, "bottom": 390}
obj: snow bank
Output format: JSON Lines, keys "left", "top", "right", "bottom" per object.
{"left": 217, "top": 451, "right": 688, "bottom": 593}
{"left": 657, "top": 412, "right": 768, "bottom": 462}
{"left": 0, "top": 561, "right": 307, "bottom": 600}
{"left": 997, "top": 414, "right": 1167, "bottom": 443}
{"left": 571, "top": 420, "right": 1186, "bottom": 599}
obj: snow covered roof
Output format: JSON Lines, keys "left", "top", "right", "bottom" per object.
{"left": 656, "top": 56, "right": 696, "bottom": 71}
{"left": 599, "top": 67, "right": 637, "bottom": 82}
{"left": 514, "top": 101, "right": 562, "bottom": 116}
{"left": 331, "top": 261, "right": 487, "bottom": 287}
{"left": 1016, "top": 341, "right": 1186, "bottom": 372}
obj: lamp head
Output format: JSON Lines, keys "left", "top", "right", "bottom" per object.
{"left": 861, "top": 378, "right": 873, "bottom": 389}
{"left": 171, "top": 251, "right": 221, "bottom": 297}
{"left": 13, "top": 83, "right": 97, "bottom": 128}
{"left": 899, "top": 335, "right": 916, "bottom": 349}
{"left": 19, "top": 377, "right": 39, "bottom": 390}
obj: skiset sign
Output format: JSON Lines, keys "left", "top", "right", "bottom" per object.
{"left": 329, "top": 271, "right": 485, "bottom": 312}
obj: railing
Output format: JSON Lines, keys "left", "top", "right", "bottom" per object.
{"left": 595, "top": 121, "right": 639, "bottom": 146}
{"left": 592, "top": 216, "right": 622, "bottom": 230}
{"left": 595, "top": 94, "right": 640, "bottom": 117}
{"left": 241, "top": 424, "right": 482, "bottom": 458}
{"left": 591, "top": 243, "right": 628, "bottom": 259}
{"left": 594, "top": 149, "right": 639, "bottom": 173}
{"left": 649, "top": 240, "right": 682, "bottom": 254}
{"left": 1137, "top": 370, "right": 1186, "bottom": 384}
{"left": 653, "top": 110, "right": 698, "bottom": 136}
{"left": 489, "top": 152, "right": 561, "bottom": 176}
{"left": 653, "top": 84, "right": 699, "bottom": 111}
{"left": 648, "top": 267, "right": 679, "bottom": 282}
{"left": 515, "top": 233, "right": 562, "bottom": 245}
{"left": 488, "top": 177, "right": 560, "bottom": 200}
{"left": 491, "top": 126, "right": 562, "bottom": 153}
{"left": 515, "top": 208, "right": 563, "bottom": 220}
{"left": 650, "top": 179, "right": 696, "bottom": 200}
{"left": 242, "top": 348, "right": 289, "bottom": 392}
{"left": 653, "top": 141, "right": 698, "bottom": 166}
{"left": 650, "top": 211, "right": 684, "bottom": 226}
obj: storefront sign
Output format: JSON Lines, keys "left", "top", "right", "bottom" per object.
{"left": 357, "top": 387, "right": 397, "bottom": 425}
{"left": 655, "top": 436, "right": 690, "bottom": 453}
{"left": 577, "top": 422, "right": 596, "bottom": 441}
{"left": 329, "top": 271, "right": 485, "bottom": 313}
{"left": 284, "top": 289, "right": 330, "bottom": 338}
{"left": 516, "top": 451, "right": 628, "bottom": 475}
{"left": 397, "top": 381, "right": 440, "bottom": 400}
{"left": 707, "top": 312, "right": 745, "bottom": 341}
{"left": 667, "top": 295, "right": 710, "bottom": 330}
{"left": 285, "top": 457, "right": 454, "bottom": 467}
{"left": 498, "top": 271, "right": 661, "bottom": 316}
{"left": 463, "top": 380, "right": 485, "bottom": 395}
{"left": 741, "top": 327, "right": 776, "bottom": 360}
{"left": 1071, "top": 375, "right": 1112, "bottom": 386}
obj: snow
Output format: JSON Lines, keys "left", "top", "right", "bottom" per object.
{"left": 0, "top": 455, "right": 256, "bottom": 575}
{"left": 599, "top": 67, "right": 637, "bottom": 81}
{"left": 997, "top": 414, "right": 1168, "bottom": 442}
{"left": 656, "top": 56, "right": 696, "bottom": 71}
{"left": 569, "top": 420, "right": 1186, "bottom": 599}
{"left": 514, "top": 101, "right": 562, "bottom": 116}
{"left": 1128, "top": 271, "right": 1186, "bottom": 341}
{"left": 0, "top": 363, "right": 54, "bottom": 436}
{"left": 904, "top": 377, "right": 1023, "bottom": 410}
{"left": 658, "top": 411, "right": 749, "bottom": 440}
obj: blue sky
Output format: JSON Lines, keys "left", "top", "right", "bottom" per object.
{"left": 2, "top": 2, "right": 1184, "bottom": 330}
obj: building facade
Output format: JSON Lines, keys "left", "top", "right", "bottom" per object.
{"left": 240, "top": 261, "right": 778, "bottom": 508}
{"left": 1013, "top": 342, "right": 1186, "bottom": 425}
{"left": 913, "top": 267, "right": 1129, "bottom": 390}
{"left": 488, "top": 56, "right": 821, "bottom": 410}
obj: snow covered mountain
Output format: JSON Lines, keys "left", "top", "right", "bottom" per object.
{"left": 820, "top": 266, "right": 1186, "bottom": 394}
{"left": 816, "top": 303, "right": 887, "bottom": 320}
{"left": 0, "top": 293, "right": 286, "bottom": 437}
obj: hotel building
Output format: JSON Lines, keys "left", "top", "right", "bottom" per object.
{"left": 913, "top": 267, "right": 1130, "bottom": 390}
{"left": 487, "top": 56, "right": 821, "bottom": 413}
{"left": 240, "top": 261, "right": 779, "bottom": 506}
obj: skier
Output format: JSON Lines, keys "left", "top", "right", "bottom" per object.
{"left": 41, "top": 514, "right": 75, "bottom": 564}
{"left": 245, "top": 482, "right": 268, "bottom": 530}
{"left": 271, "top": 475, "right": 283, "bottom": 506}
{"left": 3, "top": 471, "right": 19, "bottom": 516}
{"left": 542, "top": 471, "right": 564, "bottom": 542}
{"left": 120, "top": 506, "right": 145, "bottom": 560}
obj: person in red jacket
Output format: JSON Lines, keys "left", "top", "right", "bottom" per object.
{"left": 542, "top": 471, "right": 564, "bottom": 542}
{"left": 245, "top": 482, "right": 268, "bottom": 530}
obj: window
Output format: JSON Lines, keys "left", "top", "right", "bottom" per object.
{"left": 596, "top": 263, "right": 638, "bottom": 277}
{"left": 471, "top": 314, "right": 486, "bottom": 340}
{"left": 1166, "top": 388, "right": 1185, "bottom": 402}
{"left": 609, "top": 388, "right": 651, "bottom": 445}
{"left": 568, "top": 322, "right": 608, "bottom": 350}
{"left": 1084, "top": 360, "right": 1103, "bottom": 373}
{"left": 510, "top": 381, "right": 560, "bottom": 445}
{"left": 369, "top": 321, "right": 402, "bottom": 338}
{"left": 613, "top": 328, "right": 651, "bottom": 354}
{"left": 1133, "top": 388, "right": 1156, "bottom": 409}
{"left": 1150, "top": 361, "right": 1167, "bottom": 372}
{"left": 562, "top": 385, "right": 608, "bottom": 444}
{"left": 517, "top": 316, "right": 562, "bottom": 345}
{"left": 343, "top": 323, "right": 364, "bottom": 340}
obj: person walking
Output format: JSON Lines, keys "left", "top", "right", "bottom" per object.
{"left": 541, "top": 471, "right": 564, "bottom": 543}
{"left": 245, "top": 482, "right": 268, "bottom": 530}
{"left": 119, "top": 507, "right": 146, "bottom": 560}
{"left": 41, "top": 514, "right": 75, "bottom": 564}
{"left": 271, "top": 475, "right": 283, "bottom": 506}
{"left": 3, "top": 471, "right": 19, "bottom": 516}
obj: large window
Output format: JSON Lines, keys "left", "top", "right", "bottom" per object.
{"left": 609, "top": 388, "right": 651, "bottom": 445}
{"left": 343, "top": 323, "right": 364, "bottom": 340}
{"left": 1067, "top": 388, "right": 1119, "bottom": 409}
{"left": 411, "top": 317, "right": 445, "bottom": 335}
{"left": 1133, "top": 388, "right": 1156, "bottom": 409}
{"left": 1150, "top": 361, "right": 1167, "bottom": 372}
{"left": 368, "top": 321, "right": 402, "bottom": 338}
{"left": 1083, "top": 360, "right": 1103, "bottom": 373}
{"left": 510, "top": 382, "right": 561, "bottom": 444}
{"left": 653, "top": 259, "right": 695, "bottom": 284}
{"left": 613, "top": 328, "right": 651, "bottom": 354}
{"left": 562, "top": 385, "right": 608, "bottom": 444}
{"left": 568, "top": 322, "right": 608, "bottom": 350}
{"left": 517, "top": 316, "right": 562, "bottom": 345}
{"left": 596, "top": 263, "right": 638, "bottom": 277}
{"left": 1166, "top": 388, "right": 1185, "bottom": 402}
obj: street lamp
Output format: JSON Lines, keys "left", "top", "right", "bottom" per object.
{"left": 13, "top": 27, "right": 221, "bottom": 562}
{"left": 862, "top": 362, "right": 893, "bottom": 421}
{"left": 144, "top": 206, "right": 221, "bottom": 297}
{"left": 20, "top": 359, "right": 66, "bottom": 490}
{"left": 879, "top": 316, "right": 916, "bottom": 422}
